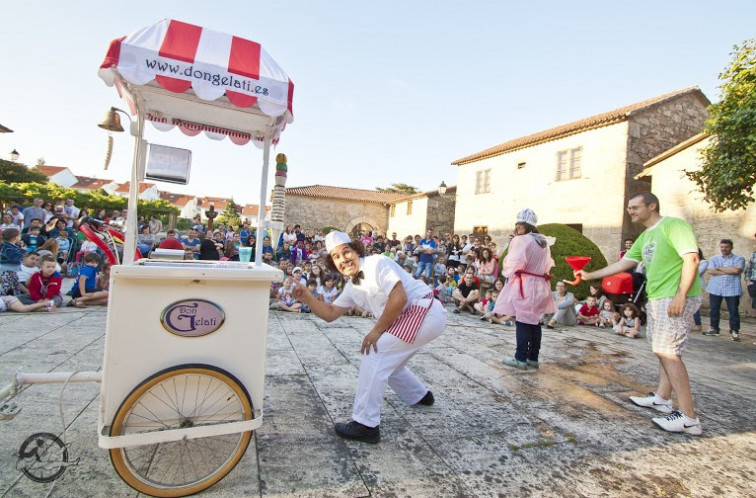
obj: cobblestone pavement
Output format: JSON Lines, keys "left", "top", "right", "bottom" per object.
{"left": 1, "top": 299, "right": 755, "bottom": 497}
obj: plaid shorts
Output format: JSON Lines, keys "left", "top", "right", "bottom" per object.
{"left": 646, "top": 295, "right": 702, "bottom": 355}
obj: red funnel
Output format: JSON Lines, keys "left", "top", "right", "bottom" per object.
{"left": 565, "top": 256, "right": 591, "bottom": 271}
{"left": 563, "top": 256, "right": 592, "bottom": 286}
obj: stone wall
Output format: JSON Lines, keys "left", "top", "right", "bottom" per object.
{"left": 623, "top": 93, "right": 709, "bottom": 239}
{"left": 284, "top": 195, "right": 389, "bottom": 235}
{"left": 425, "top": 193, "right": 456, "bottom": 236}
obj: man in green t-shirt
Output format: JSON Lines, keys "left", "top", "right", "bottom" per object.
{"left": 577, "top": 192, "right": 703, "bottom": 435}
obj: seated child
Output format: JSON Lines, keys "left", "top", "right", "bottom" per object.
{"left": 612, "top": 303, "right": 642, "bottom": 338}
{"left": 277, "top": 276, "right": 302, "bottom": 312}
{"left": 17, "top": 252, "right": 40, "bottom": 294}
{"left": 598, "top": 299, "right": 616, "bottom": 328}
{"left": 434, "top": 256, "right": 447, "bottom": 286}
{"left": 475, "top": 289, "right": 493, "bottom": 316}
{"left": 317, "top": 275, "right": 340, "bottom": 304}
{"left": 301, "top": 279, "right": 318, "bottom": 313}
{"left": 21, "top": 226, "right": 45, "bottom": 252}
{"left": 434, "top": 275, "right": 453, "bottom": 304}
{"left": 56, "top": 233, "right": 71, "bottom": 263}
{"left": 484, "top": 290, "right": 513, "bottom": 325}
{"left": 25, "top": 255, "right": 63, "bottom": 310}
{"left": 70, "top": 253, "right": 109, "bottom": 307}
{"left": 96, "top": 262, "right": 111, "bottom": 292}
{"left": 1, "top": 228, "right": 26, "bottom": 296}
{"left": 0, "top": 294, "right": 51, "bottom": 313}
{"left": 577, "top": 296, "right": 600, "bottom": 326}
{"left": 75, "top": 239, "right": 99, "bottom": 262}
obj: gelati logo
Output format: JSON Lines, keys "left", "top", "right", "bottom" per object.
{"left": 160, "top": 299, "right": 225, "bottom": 337}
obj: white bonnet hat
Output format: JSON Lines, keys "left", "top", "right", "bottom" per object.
{"left": 325, "top": 231, "right": 352, "bottom": 252}
{"left": 516, "top": 208, "right": 538, "bottom": 226}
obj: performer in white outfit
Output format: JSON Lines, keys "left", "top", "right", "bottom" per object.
{"left": 293, "top": 231, "right": 447, "bottom": 443}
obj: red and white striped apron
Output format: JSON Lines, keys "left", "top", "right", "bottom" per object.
{"left": 385, "top": 293, "right": 434, "bottom": 344}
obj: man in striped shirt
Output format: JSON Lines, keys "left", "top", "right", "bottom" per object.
{"left": 703, "top": 239, "right": 745, "bottom": 341}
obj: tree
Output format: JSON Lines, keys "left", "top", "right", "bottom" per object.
{"left": 686, "top": 39, "right": 756, "bottom": 211}
{"left": 375, "top": 183, "right": 418, "bottom": 194}
{"left": 0, "top": 159, "right": 49, "bottom": 184}
{"left": 217, "top": 200, "right": 241, "bottom": 228}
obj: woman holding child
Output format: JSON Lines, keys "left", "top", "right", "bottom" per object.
{"left": 494, "top": 209, "right": 557, "bottom": 369}
{"left": 293, "top": 231, "right": 446, "bottom": 444}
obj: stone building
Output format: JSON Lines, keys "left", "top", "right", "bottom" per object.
{"left": 451, "top": 87, "right": 710, "bottom": 262}
{"left": 283, "top": 185, "right": 404, "bottom": 235}
{"left": 637, "top": 133, "right": 756, "bottom": 317}
{"left": 387, "top": 186, "right": 457, "bottom": 239}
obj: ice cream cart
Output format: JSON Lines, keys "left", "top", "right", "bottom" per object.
{"left": 1, "top": 19, "right": 293, "bottom": 497}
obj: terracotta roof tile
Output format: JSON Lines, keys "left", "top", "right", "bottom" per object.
{"left": 32, "top": 165, "right": 68, "bottom": 176}
{"left": 72, "top": 176, "right": 114, "bottom": 190}
{"left": 116, "top": 181, "right": 156, "bottom": 193}
{"left": 159, "top": 191, "right": 196, "bottom": 207}
{"left": 390, "top": 185, "right": 457, "bottom": 203}
{"left": 240, "top": 204, "right": 272, "bottom": 217}
{"left": 452, "top": 87, "right": 710, "bottom": 165}
{"left": 198, "top": 196, "right": 235, "bottom": 211}
{"left": 285, "top": 185, "right": 406, "bottom": 204}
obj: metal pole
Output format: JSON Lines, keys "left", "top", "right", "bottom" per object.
{"left": 255, "top": 130, "right": 272, "bottom": 267}
{"left": 123, "top": 111, "right": 145, "bottom": 265}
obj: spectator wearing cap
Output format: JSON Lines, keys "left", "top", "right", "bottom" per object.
{"left": 158, "top": 229, "right": 184, "bottom": 250}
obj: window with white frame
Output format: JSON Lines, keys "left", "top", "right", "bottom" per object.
{"left": 556, "top": 147, "right": 582, "bottom": 181}
{"left": 475, "top": 169, "right": 491, "bottom": 194}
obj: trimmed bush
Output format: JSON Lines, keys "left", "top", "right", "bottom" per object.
{"left": 498, "top": 224, "right": 608, "bottom": 300}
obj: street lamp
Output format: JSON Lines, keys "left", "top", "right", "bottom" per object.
{"left": 438, "top": 181, "right": 447, "bottom": 196}
{"left": 9, "top": 149, "right": 19, "bottom": 161}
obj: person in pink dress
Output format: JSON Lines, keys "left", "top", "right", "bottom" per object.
{"left": 494, "top": 208, "right": 557, "bottom": 369}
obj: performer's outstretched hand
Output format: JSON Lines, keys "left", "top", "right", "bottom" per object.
{"left": 292, "top": 281, "right": 310, "bottom": 303}
{"left": 361, "top": 329, "right": 382, "bottom": 355}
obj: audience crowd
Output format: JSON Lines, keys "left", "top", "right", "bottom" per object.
{"left": 1, "top": 198, "right": 753, "bottom": 338}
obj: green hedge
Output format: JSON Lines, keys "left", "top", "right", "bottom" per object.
{"left": 498, "top": 223, "right": 608, "bottom": 300}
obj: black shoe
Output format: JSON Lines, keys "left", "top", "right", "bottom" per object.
{"left": 416, "top": 390, "right": 434, "bottom": 406}
{"left": 334, "top": 421, "right": 380, "bottom": 444}
{"left": 452, "top": 308, "right": 460, "bottom": 314}
{"left": 703, "top": 329, "right": 720, "bottom": 336}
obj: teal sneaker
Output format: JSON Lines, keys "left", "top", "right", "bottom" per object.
{"left": 526, "top": 360, "right": 540, "bottom": 369}
{"left": 503, "top": 358, "right": 527, "bottom": 369}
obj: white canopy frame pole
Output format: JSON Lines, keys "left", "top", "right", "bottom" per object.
{"left": 255, "top": 128, "right": 272, "bottom": 267}
{"left": 123, "top": 102, "right": 146, "bottom": 265}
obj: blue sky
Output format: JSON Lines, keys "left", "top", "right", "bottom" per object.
{"left": 1, "top": 1, "right": 754, "bottom": 205}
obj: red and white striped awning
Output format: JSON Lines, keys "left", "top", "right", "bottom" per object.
{"left": 99, "top": 19, "right": 294, "bottom": 145}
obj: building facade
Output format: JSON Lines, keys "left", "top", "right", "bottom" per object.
{"left": 452, "top": 87, "right": 710, "bottom": 262}
{"left": 283, "top": 185, "right": 404, "bottom": 235}
{"left": 387, "top": 186, "right": 456, "bottom": 239}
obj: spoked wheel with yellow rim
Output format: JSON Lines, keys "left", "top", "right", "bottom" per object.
{"left": 109, "top": 364, "right": 253, "bottom": 497}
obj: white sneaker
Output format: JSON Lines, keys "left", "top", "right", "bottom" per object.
{"left": 652, "top": 410, "right": 702, "bottom": 435}
{"left": 629, "top": 392, "right": 674, "bottom": 414}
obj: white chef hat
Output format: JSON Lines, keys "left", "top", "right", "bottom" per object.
{"left": 516, "top": 208, "right": 538, "bottom": 226}
{"left": 325, "top": 231, "right": 352, "bottom": 252}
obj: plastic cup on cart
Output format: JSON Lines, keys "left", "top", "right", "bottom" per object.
{"left": 239, "top": 246, "right": 252, "bottom": 262}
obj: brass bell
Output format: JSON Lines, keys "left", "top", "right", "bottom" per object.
{"left": 98, "top": 107, "right": 125, "bottom": 132}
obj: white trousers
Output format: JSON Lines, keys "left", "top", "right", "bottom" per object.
{"left": 352, "top": 298, "right": 447, "bottom": 428}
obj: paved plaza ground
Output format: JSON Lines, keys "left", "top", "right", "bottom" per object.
{"left": 1, "top": 293, "right": 755, "bottom": 497}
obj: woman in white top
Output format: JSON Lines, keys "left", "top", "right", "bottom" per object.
{"left": 294, "top": 231, "right": 446, "bottom": 444}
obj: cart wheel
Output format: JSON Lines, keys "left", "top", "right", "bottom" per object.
{"left": 109, "top": 364, "right": 253, "bottom": 497}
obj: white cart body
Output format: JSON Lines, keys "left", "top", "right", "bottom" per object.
{"left": 97, "top": 261, "right": 278, "bottom": 448}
